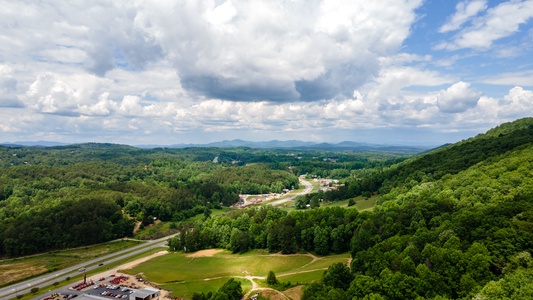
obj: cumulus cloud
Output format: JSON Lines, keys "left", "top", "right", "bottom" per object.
{"left": 437, "top": 0, "right": 533, "bottom": 50}
{"left": 498, "top": 86, "right": 533, "bottom": 118}
{"left": 0, "top": 2, "right": 162, "bottom": 76}
{"left": 24, "top": 72, "right": 114, "bottom": 116}
{"left": 439, "top": 0, "right": 487, "bottom": 33}
{"left": 134, "top": 0, "right": 423, "bottom": 102}
{"left": 0, "top": 65, "right": 24, "bottom": 108}
{"left": 436, "top": 81, "right": 482, "bottom": 113}
{"left": 1, "top": 0, "right": 532, "bottom": 145}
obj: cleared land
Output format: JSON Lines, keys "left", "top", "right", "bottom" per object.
{"left": 0, "top": 240, "right": 140, "bottom": 287}
{"left": 320, "top": 194, "right": 378, "bottom": 211}
{"left": 122, "top": 249, "right": 350, "bottom": 300}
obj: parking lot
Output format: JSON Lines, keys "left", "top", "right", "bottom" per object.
{"left": 36, "top": 274, "right": 150, "bottom": 300}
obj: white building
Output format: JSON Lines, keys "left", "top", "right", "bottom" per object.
{"left": 55, "top": 288, "right": 160, "bottom": 300}
{"left": 130, "top": 288, "right": 160, "bottom": 300}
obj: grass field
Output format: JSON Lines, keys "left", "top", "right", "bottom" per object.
{"left": 278, "top": 269, "right": 324, "bottom": 285}
{"left": 0, "top": 239, "right": 141, "bottom": 287}
{"left": 122, "top": 249, "right": 350, "bottom": 300}
{"left": 321, "top": 194, "right": 378, "bottom": 211}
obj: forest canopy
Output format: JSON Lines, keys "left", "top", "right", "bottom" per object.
{"left": 0, "top": 144, "right": 395, "bottom": 257}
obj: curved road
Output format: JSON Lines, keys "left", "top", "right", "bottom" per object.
{"left": 0, "top": 235, "right": 175, "bottom": 300}
{"left": 269, "top": 177, "right": 313, "bottom": 206}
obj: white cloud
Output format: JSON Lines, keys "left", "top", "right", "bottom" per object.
{"left": 0, "top": 65, "right": 23, "bottom": 108}
{"left": 498, "top": 86, "right": 533, "bottom": 118}
{"left": 439, "top": 0, "right": 487, "bottom": 33}
{"left": 437, "top": 81, "right": 482, "bottom": 113}
{"left": 479, "top": 70, "right": 533, "bottom": 86}
{"left": 78, "top": 93, "right": 116, "bottom": 117}
{"left": 437, "top": 0, "right": 533, "bottom": 50}
{"left": 24, "top": 72, "right": 115, "bottom": 116}
{"left": 0, "top": 0, "right": 531, "bottom": 145}
{"left": 133, "top": 0, "right": 423, "bottom": 101}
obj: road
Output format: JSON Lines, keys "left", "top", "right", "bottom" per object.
{"left": 0, "top": 179, "right": 314, "bottom": 299}
{"left": 269, "top": 177, "right": 313, "bottom": 206}
{"left": 0, "top": 235, "right": 175, "bottom": 300}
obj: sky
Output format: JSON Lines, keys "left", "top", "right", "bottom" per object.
{"left": 1, "top": 0, "right": 533, "bottom": 146}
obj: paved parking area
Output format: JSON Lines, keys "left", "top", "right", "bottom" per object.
{"left": 35, "top": 274, "right": 147, "bottom": 300}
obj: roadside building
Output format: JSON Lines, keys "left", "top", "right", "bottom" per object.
{"left": 37, "top": 288, "right": 159, "bottom": 300}
{"left": 130, "top": 288, "right": 160, "bottom": 300}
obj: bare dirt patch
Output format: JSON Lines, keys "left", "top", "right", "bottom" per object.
{"left": 258, "top": 289, "right": 289, "bottom": 300}
{"left": 283, "top": 285, "right": 304, "bottom": 300}
{"left": 186, "top": 249, "right": 223, "bottom": 258}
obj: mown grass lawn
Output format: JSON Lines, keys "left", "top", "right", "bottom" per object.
{"left": 161, "top": 277, "right": 252, "bottom": 300}
{"left": 124, "top": 250, "right": 313, "bottom": 282}
{"left": 278, "top": 269, "right": 324, "bottom": 285}
{"left": 122, "top": 250, "right": 350, "bottom": 300}
{"left": 293, "top": 253, "right": 350, "bottom": 272}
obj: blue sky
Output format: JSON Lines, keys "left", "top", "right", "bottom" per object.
{"left": 0, "top": 0, "right": 532, "bottom": 146}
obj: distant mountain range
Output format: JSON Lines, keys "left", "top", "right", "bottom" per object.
{"left": 137, "top": 139, "right": 429, "bottom": 153}
{"left": 1, "top": 139, "right": 430, "bottom": 153}
{"left": 0, "top": 141, "right": 68, "bottom": 147}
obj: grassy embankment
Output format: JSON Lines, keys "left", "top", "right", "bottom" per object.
{"left": 122, "top": 249, "right": 350, "bottom": 300}
{"left": 0, "top": 240, "right": 141, "bottom": 288}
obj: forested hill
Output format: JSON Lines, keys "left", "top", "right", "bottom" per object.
{"left": 0, "top": 150, "right": 299, "bottom": 257}
{"left": 341, "top": 117, "right": 533, "bottom": 197}
{"left": 0, "top": 143, "right": 404, "bottom": 257}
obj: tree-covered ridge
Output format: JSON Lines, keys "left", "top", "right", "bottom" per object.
{"left": 334, "top": 117, "right": 533, "bottom": 198}
{"left": 480, "top": 117, "right": 533, "bottom": 138}
{"left": 0, "top": 143, "right": 407, "bottom": 179}
{"left": 0, "top": 156, "right": 299, "bottom": 257}
{"left": 0, "top": 142, "right": 404, "bottom": 258}
{"left": 338, "top": 145, "right": 533, "bottom": 299}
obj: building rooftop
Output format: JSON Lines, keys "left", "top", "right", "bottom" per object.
{"left": 130, "top": 287, "right": 160, "bottom": 299}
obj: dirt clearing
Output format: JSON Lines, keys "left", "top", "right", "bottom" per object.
{"left": 186, "top": 249, "right": 223, "bottom": 258}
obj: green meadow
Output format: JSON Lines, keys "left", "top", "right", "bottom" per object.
{"left": 122, "top": 249, "right": 350, "bottom": 299}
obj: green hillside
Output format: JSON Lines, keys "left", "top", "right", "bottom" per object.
{"left": 339, "top": 117, "right": 533, "bottom": 197}
{"left": 300, "top": 118, "right": 533, "bottom": 299}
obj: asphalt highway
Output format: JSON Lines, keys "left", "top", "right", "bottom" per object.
{"left": 269, "top": 177, "right": 313, "bottom": 206}
{"left": 0, "top": 234, "right": 175, "bottom": 300}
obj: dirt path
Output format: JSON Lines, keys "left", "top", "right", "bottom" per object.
{"left": 132, "top": 221, "right": 142, "bottom": 234}
{"left": 241, "top": 277, "right": 290, "bottom": 300}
